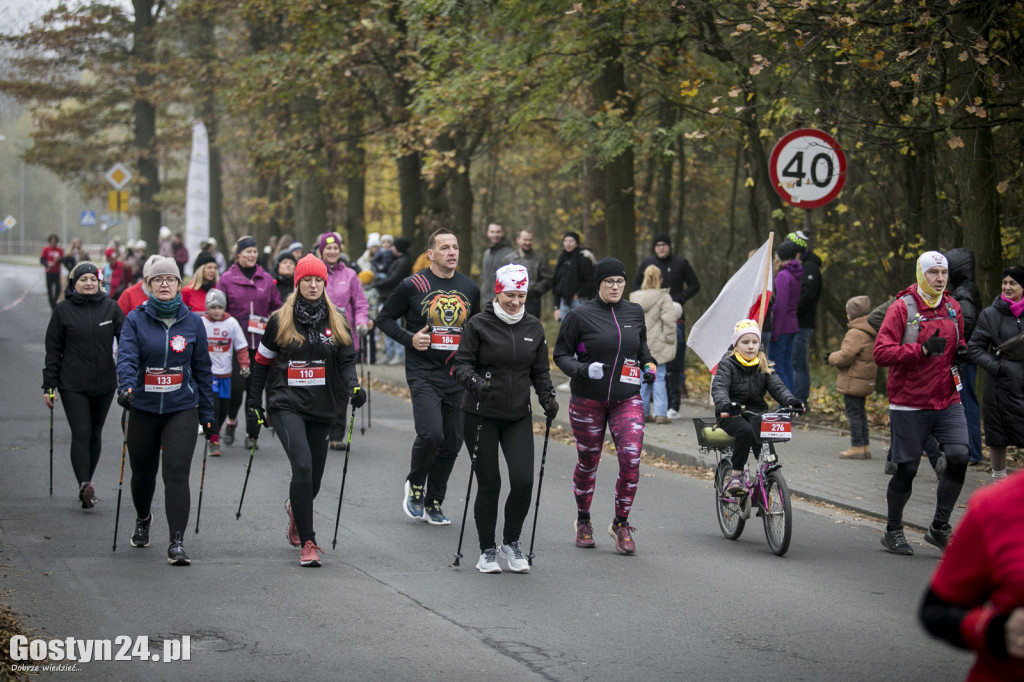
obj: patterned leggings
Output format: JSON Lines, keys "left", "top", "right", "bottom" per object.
{"left": 569, "top": 394, "right": 645, "bottom": 520}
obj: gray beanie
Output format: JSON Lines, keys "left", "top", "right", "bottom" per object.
{"left": 205, "top": 288, "right": 227, "bottom": 310}
{"left": 146, "top": 256, "right": 181, "bottom": 283}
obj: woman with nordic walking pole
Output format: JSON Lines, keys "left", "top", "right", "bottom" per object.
{"left": 115, "top": 257, "right": 215, "bottom": 566}
{"left": 554, "top": 257, "right": 656, "bottom": 555}
{"left": 453, "top": 264, "right": 557, "bottom": 573}
{"left": 43, "top": 261, "right": 125, "bottom": 509}
{"left": 247, "top": 254, "right": 365, "bottom": 568}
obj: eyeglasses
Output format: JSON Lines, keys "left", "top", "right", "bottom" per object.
{"left": 603, "top": 279, "right": 626, "bottom": 288}
{"left": 150, "top": 276, "right": 178, "bottom": 286}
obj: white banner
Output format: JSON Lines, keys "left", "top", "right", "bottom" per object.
{"left": 688, "top": 236, "right": 774, "bottom": 372}
{"left": 183, "top": 121, "right": 210, "bottom": 277}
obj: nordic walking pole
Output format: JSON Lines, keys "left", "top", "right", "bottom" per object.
{"left": 47, "top": 389, "right": 55, "bottom": 496}
{"left": 367, "top": 363, "right": 372, "bottom": 431}
{"left": 332, "top": 406, "right": 358, "bottom": 550}
{"left": 452, "top": 371, "right": 490, "bottom": 568}
{"left": 527, "top": 388, "right": 558, "bottom": 565}
{"left": 236, "top": 411, "right": 263, "bottom": 520}
{"left": 194, "top": 437, "right": 210, "bottom": 534}
{"left": 112, "top": 408, "right": 129, "bottom": 552}
{"left": 360, "top": 335, "right": 366, "bottom": 436}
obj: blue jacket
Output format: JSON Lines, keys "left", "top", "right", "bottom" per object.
{"left": 117, "top": 301, "right": 214, "bottom": 423}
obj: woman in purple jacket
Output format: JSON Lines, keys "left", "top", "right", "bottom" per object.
{"left": 216, "top": 236, "right": 282, "bottom": 448}
{"left": 318, "top": 231, "right": 371, "bottom": 449}
{"left": 768, "top": 240, "right": 803, "bottom": 392}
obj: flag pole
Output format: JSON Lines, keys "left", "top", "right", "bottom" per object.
{"left": 755, "top": 232, "right": 775, "bottom": 328}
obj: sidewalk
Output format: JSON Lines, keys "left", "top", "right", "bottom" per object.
{"left": 362, "top": 360, "right": 993, "bottom": 532}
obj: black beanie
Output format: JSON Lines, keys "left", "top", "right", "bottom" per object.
{"left": 193, "top": 251, "right": 216, "bottom": 271}
{"left": 563, "top": 231, "right": 581, "bottom": 246}
{"left": 275, "top": 251, "right": 297, "bottom": 267}
{"left": 1003, "top": 265, "right": 1024, "bottom": 289}
{"left": 776, "top": 240, "right": 800, "bottom": 261}
{"left": 393, "top": 237, "right": 412, "bottom": 255}
{"left": 235, "top": 236, "right": 258, "bottom": 255}
{"left": 652, "top": 233, "right": 672, "bottom": 248}
{"left": 69, "top": 261, "right": 100, "bottom": 288}
{"left": 593, "top": 257, "right": 627, "bottom": 285}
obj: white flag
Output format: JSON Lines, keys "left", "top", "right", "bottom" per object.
{"left": 688, "top": 236, "right": 774, "bottom": 371}
{"left": 184, "top": 121, "right": 210, "bottom": 277}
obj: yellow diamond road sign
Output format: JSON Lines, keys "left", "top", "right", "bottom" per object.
{"left": 105, "top": 163, "right": 132, "bottom": 190}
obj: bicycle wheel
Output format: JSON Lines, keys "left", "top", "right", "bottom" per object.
{"left": 762, "top": 469, "right": 792, "bottom": 556}
{"left": 715, "top": 459, "right": 745, "bottom": 540}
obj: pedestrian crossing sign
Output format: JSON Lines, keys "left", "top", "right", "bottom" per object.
{"left": 80, "top": 210, "right": 97, "bottom": 227}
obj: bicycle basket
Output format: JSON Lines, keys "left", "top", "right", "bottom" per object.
{"left": 693, "top": 417, "right": 735, "bottom": 449}
{"left": 759, "top": 412, "right": 792, "bottom": 442}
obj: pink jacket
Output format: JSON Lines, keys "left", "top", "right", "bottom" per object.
{"left": 324, "top": 262, "right": 369, "bottom": 351}
{"left": 873, "top": 285, "right": 965, "bottom": 410}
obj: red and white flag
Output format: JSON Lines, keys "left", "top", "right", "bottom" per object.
{"left": 688, "top": 235, "right": 774, "bottom": 372}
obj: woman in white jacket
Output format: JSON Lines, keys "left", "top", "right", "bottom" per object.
{"left": 629, "top": 265, "right": 677, "bottom": 423}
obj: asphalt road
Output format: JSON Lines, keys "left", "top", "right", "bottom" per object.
{"left": 0, "top": 261, "right": 972, "bottom": 681}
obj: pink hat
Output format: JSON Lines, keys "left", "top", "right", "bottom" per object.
{"left": 732, "top": 319, "right": 761, "bottom": 347}
{"left": 495, "top": 264, "right": 529, "bottom": 294}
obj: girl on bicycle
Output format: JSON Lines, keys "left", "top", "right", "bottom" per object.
{"left": 711, "top": 319, "right": 803, "bottom": 493}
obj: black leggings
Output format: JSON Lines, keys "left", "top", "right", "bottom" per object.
{"left": 272, "top": 409, "right": 331, "bottom": 545}
{"left": 125, "top": 407, "right": 199, "bottom": 542}
{"left": 228, "top": 348, "right": 257, "bottom": 421}
{"left": 718, "top": 415, "right": 758, "bottom": 472}
{"left": 886, "top": 444, "right": 969, "bottom": 530}
{"left": 465, "top": 414, "right": 534, "bottom": 551}
{"left": 408, "top": 378, "right": 464, "bottom": 505}
{"left": 59, "top": 390, "right": 115, "bottom": 485}
{"left": 46, "top": 272, "right": 61, "bottom": 310}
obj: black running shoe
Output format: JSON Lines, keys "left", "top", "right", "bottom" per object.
{"left": 167, "top": 532, "right": 191, "bottom": 566}
{"left": 131, "top": 514, "right": 152, "bottom": 548}
{"left": 881, "top": 528, "right": 914, "bottom": 555}
{"left": 223, "top": 420, "right": 236, "bottom": 446}
{"left": 924, "top": 523, "right": 952, "bottom": 551}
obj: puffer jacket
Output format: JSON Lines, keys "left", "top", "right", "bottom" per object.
{"left": 324, "top": 260, "right": 369, "bottom": 352}
{"left": 452, "top": 304, "right": 554, "bottom": 420}
{"left": 216, "top": 263, "right": 282, "bottom": 349}
{"left": 969, "top": 295, "right": 1024, "bottom": 445}
{"left": 827, "top": 315, "right": 877, "bottom": 397}
{"left": 711, "top": 350, "right": 795, "bottom": 414}
{"left": 873, "top": 285, "right": 965, "bottom": 410}
{"left": 628, "top": 288, "right": 676, "bottom": 365}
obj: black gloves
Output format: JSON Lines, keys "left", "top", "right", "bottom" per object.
{"left": 822, "top": 351, "right": 833, "bottom": 364}
{"left": 726, "top": 402, "right": 742, "bottom": 416}
{"left": 117, "top": 389, "right": 134, "bottom": 408}
{"left": 350, "top": 386, "right": 367, "bottom": 409}
{"left": 921, "top": 331, "right": 947, "bottom": 357}
{"left": 246, "top": 404, "right": 265, "bottom": 440}
{"left": 643, "top": 370, "right": 657, "bottom": 385}
{"left": 543, "top": 397, "right": 559, "bottom": 422}
{"left": 202, "top": 422, "right": 215, "bottom": 440}
{"left": 787, "top": 399, "right": 805, "bottom": 414}
{"left": 954, "top": 345, "right": 971, "bottom": 366}
{"left": 470, "top": 374, "right": 492, "bottom": 400}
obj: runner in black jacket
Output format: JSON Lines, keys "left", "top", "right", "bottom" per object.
{"left": 42, "top": 262, "right": 125, "bottom": 509}
{"left": 248, "top": 254, "right": 363, "bottom": 567}
{"left": 554, "top": 257, "right": 655, "bottom": 555}
{"left": 453, "top": 264, "right": 557, "bottom": 573}
{"left": 377, "top": 229, "right": 480, "bottom": 525}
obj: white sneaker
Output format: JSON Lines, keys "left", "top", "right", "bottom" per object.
{"left": 476, "top": 548, "right": 501, "bottom": 573}
{"left": 666, "top": 409, "right": 680, "bottom": 419}
{"left": 498, "top": 541, "right": 530, "bottom": 573}
{"left": 557, "top": 381, "right": 571, "bottom": 392}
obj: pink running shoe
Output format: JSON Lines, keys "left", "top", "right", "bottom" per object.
{"left": 300, "top": 540, "right": 323, "bottom": 567}
{"left": 608, "top": 520, "right": 637, "bottom": 555}
{"left": 286, "top": 500, "right": 300, "bottom": 547}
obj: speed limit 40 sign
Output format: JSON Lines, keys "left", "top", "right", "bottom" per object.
{"left": 769, "top": 129, "right": 846, "bottom": 209}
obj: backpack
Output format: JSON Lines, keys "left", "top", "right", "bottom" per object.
{"left": 868, "top": 294, "right": 959, "bottom": 346}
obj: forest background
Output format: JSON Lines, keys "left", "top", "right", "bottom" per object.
{"left": 1, "top": 0, "right": 1022, "bottom": 364}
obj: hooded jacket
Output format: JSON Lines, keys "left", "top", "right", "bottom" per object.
{"left": 628, "top": 288, "right": 677, "bottom": 365}
{"left": 216, "top": 263, "right": 282, "bottom": 350}
{"left": 552, "top": 249, "right": 595, "bottom": 308}
{"left": 553, "top": 296, "right": 655, "bottom": 402}
{"left": 873, "top": 285, "right": 965, "bottom": 410}
{"left": 827, "top": 315, "right": 877, "bottom": 397}
{"left": 43, "top": 292, "right": 125, "bottom": 394}
{"left": 969, "top": 295, "right": 1024, "bottom": 446}
{"left": 116, "top": 301, "right": 215, "bottom": 423}
{"left": 771, "top": 259, "right": 803, "bottom": 341}
{"left": 946, "top": 248, "right": 981, "bottom": 341}
{"left": 796, "top": 250, "right": 823, "bottom": 329}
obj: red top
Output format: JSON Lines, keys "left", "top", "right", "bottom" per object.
{"left": 930, "top": 473, "right": 1024, "bottom": 681}
{"left": 117, "top": 282, "right": 148, "bottom": 315}
{"left": 41, "top": 246, "right": 64, "bottom": 274}
{"left": 873, "top": 285, "right": 965, "bottom": 410}
{"left": 182, "top": 286, "right": 209, "bottom": 315}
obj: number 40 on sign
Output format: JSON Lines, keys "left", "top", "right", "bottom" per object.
{"left": 769, "top": 128, "right": 846, "bottom": 209}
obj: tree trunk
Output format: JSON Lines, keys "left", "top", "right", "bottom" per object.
{"left": 292, "top": 94, "right": 328, "bottom": 245}
{"left": 345, "top": 112, "right": 366, "bottom": 259}
{"left": 132, "top": 0, "right": 160, "bottom": 246}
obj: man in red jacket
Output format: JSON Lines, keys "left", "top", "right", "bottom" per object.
{"left": 40, "top": 234, "right": 65, "bottom": 310}
{"left": 874, "top": 250, "right": 970, "bottom": 556}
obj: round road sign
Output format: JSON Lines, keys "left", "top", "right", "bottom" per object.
{"left": 768, "top": 129, "right": 846, "bottom": 209}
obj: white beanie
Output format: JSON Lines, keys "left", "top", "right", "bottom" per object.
{"left": 917, "top": 251, "right": 948, "bottom": 273}
{"left": 367, "top": 232, "right": 381, "bottom": 248}
{"left": 495, "top": 264, "right": 529, "bottom": 294}
{"left": 732, "top": 319, "right": 761, "bottom": 347}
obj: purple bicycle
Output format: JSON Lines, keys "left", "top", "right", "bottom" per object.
{"left": 693, "top": 408, "right": 795, "bottom": 556}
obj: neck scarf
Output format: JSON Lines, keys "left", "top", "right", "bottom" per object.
{"left": 1002, "top": 293, "right": 1024, "bottom": 319}
{"left": 492, "top": 300, "right": 525, "bottom": 325}
{"left": 148, "top": 293, "right": 182, "bottom": 318}
{"left": 294, "top": 296, "right": 328, "bottom": 344}
{"left": 733, "top": 351, "right": 759, "bottom": 367}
